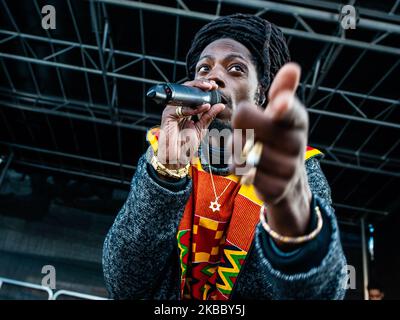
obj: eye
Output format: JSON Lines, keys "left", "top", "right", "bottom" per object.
{"left": 197, "top": 65, "right": 210, "bottom": 73}
{"left": 228, "top": 64, "right": 245, "bottom": 73}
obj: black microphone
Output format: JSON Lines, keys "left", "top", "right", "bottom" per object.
{"left": 146, "top": 83, "right": 221, "bottom": 108}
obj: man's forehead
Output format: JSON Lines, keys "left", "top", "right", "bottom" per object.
{"left": 199, "top": 38, "right": 253, "bottom": 61}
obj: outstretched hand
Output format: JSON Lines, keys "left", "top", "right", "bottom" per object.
{"left": 231, "top": 63, "right": 312, "bottom": 248}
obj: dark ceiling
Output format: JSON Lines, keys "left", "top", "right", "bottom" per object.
{"left": 0, "top": 0, "right": 399, "bottom": 225}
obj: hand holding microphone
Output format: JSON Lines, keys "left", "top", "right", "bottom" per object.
{"left": 147, "top": 80, "right": 225, "bottom": 173}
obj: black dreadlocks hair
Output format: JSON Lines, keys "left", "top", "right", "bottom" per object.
{"left": 186, "top": 13, "right": 291, "bottom": 105}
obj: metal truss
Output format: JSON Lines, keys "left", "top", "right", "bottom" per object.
{"left": 0, "top": 0, "right": 399, "bottom": 219}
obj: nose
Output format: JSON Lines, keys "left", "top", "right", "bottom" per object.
{"left": 206, "top": 67, "right": 225, "bottom": 88}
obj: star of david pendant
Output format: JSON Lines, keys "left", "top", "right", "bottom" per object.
{"left": 209, "top": 200, "right": 221, "bottom": 212}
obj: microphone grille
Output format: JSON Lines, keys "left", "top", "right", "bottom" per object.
{"left": 210, "top": 90, "right": 221, "bottom": 105}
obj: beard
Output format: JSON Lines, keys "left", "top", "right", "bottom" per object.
{"left": 201, "top": 119, "right": 231, "bottom": 168}
{"left": 205, "top": 117, "right": 233, "bottom": 167}
{"left": 208, "top": 117, "right": 233, "bottom": 132}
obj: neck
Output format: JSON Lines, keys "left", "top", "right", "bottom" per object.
{"left": 198, "top": 131, "right": 232, "bottom": 175}
{"left": 209, "top": 149, "right": 229, "bottom": 168}
{"left": 208, "top": 138, "right": 230, "bottom": 168}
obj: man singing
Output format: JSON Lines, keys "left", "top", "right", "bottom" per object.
{"left": 102, "top": 14, "right": 347, "bottom": 300}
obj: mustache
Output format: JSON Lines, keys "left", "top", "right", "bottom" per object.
{"left": 218, "top": 91, "right": 232, "bottom": 108}
{"left": 209, "top": 117, "right": 232, "bottom": 131}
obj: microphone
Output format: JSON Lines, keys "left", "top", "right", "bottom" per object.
{"left": 146, "top": 83, "right": 221, "bottom": 108}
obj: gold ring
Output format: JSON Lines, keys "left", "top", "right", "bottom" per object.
{"left": 240, "top": 167, "right": 257, "bottom": 186}
{"left": 176, "top": 106, "right": 184, "bottom": 118}
{"left": 241, "top": 139, "right": 254, "bottom": 158}
{"left": 246, "top": 142, "right": 263, "bottom": 167}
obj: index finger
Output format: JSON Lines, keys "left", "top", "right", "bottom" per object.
{"left": 268, "top": 62, "right": 301, "bottom": 102}
{"left": 183, "top": 79, "right": 218, "bottom": 91}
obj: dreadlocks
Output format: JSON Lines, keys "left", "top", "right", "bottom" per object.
{"left": 186, "top": 13, "right": 291, "bottom": 102}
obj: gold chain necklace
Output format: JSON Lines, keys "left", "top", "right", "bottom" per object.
{"left": 207, "top": 144, "right": 233, "bottom": 212}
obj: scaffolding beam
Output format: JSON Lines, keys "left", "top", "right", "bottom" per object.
{"left": 89, "top": 0, "right": 400, "bottom": 55}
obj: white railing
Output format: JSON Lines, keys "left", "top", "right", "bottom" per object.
{"left": 0, "top": 276, "right": 108, "bottom": 300}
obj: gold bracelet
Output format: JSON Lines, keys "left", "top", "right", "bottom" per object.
{"left": 150, "top": 154, "right": 190, "bottom": 179}
{"left": 259, "top": 204, "right": 323, "bottom": 244}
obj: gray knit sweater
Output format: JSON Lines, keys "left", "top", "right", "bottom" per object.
{"left": 102, "top": 148, "right": 347, "bottom": 300}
